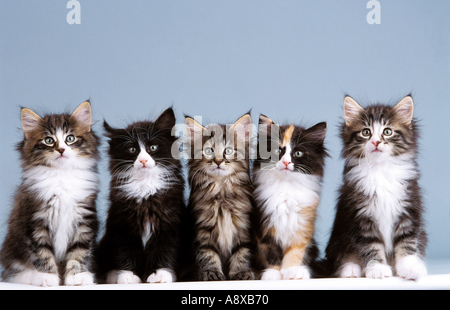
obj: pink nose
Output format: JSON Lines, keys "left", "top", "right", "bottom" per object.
{"left": 283, "top": 161, "right": 290, "bottom": 167}
{"left": 372, "top": 140, "right": 381, "bottom": 147}
{"left": 140, "top": 159, "right": 148, "bottom": 165}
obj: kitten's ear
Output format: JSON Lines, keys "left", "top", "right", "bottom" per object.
{"left": 305, "top": 122, "right": 327, "bottom": 142}
{"left": 154, "top": 107, "right": 176, "bottom": 129}
{"left": 392, "top": 96, "right": 414, "bottom": 125}
{"left": 71, "top": 101, "right": 92, "bottom": 132}
{"left": 103, "top": 120, "right": 119, "bottom": 137}
{"left": 259, "top": 114, "right": 274, "bottom": 126}
{"left": 21, "top": 108, "right": 42, "bottom": 139}
{"left": 232, "top": 113, "right": 252, "bottom": 139}
{"left": 185, "top": 116, "right": 205, "bottom": 142}
{"left": 343, "top": 96, "right": 364, "bottom": 126}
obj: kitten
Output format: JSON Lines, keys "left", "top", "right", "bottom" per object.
{"left": 95, "top": 107, "right": 185, "bottom": 284}
{"left": 324, "top": 95, "right": 427, "bottom": 281}
{"left": 183, "top": 113, "right": 255, "bottom": 281}
{"left": 0, "top": 101, "right": 100, "bottom": 286}
{"left": 253, "top": 114, "right": 327, "bottom": 280}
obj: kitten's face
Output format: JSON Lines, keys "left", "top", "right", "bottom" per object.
{"left": 186, "top": 113, "right": 252, "bottom": 178}
{"left": 342, "top": 96, "right": 416, "bottom": 161}
{"left": 257, "top": 115, "right": 327, "bottom": 176}
{"left": 104, "top": 108, "right": 177, "bottom": 179}
{"left": 19, "top": 101, "right": 99, "bottom": 169}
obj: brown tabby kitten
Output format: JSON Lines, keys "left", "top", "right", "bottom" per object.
{"left": 183, "top": 113, "right": 255, "bottom": 281}
{"left": 324, "top": 95, "right": 427, "bottom": 281}
{"left": 0, "top": 101, "right": 100, "bottom": 286}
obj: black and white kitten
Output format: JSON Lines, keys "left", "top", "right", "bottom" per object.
{"left": 95, "top": 107, "right": 185, "bottom": 284}
{"left": 324, "top": 95, "right": 427, "bottom": 281}
{"left": 0, "top": 101, "right": 100, "bottom": 286}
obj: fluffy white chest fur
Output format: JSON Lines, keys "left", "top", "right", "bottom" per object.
{"left": 347, "top": 155, "right": 418, "bottom": 253}
{"left": 24, "top": 163, "right": 98, "bottom": 262}
{"left": 254, "top": 170, "right": 321, "bottom": 248}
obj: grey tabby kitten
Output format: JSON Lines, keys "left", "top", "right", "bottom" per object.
{"left": 183, "top": 113, "right": 255, "bottom": 281}
{"left": 324, "top": 95, "right": 427, "bottom": 281}
{"left": 0, "top": 101, "right": 100, "bottom": 286}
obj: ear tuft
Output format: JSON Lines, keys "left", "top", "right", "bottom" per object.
{"left": 21, "top": 108, "right": 42, "bottom": 139}
{"left": 71, "top": 101, "right": 92, "bottom": 132}
{"left": 392, "top": 96, "right": 414, "bottom": 125}
{"left": 343, "top": 96, "right": 364, "bottom": 126}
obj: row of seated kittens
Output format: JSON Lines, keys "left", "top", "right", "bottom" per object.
{"left": 0, "top": 95, "right": 427, "bottom": 286}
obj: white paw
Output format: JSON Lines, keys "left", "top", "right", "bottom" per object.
{"left": 31, "top": 272, "right": 60, "bottom": 287}
{"left": 65, "top": 272, "right": 95, "bottom": 286}
{"left": 260, "top": 268, "right": 282, "bottom": 280}
{"left": 364, "top": 261, "right": 392, "bottom": 279}
{"left": 339, "top": 262, "right": 362, "bottom": 278}
{"left": 106, "top": 270, "right": 141, "bottom": 284}
{"left": 147, "top": 268, "right": 175, "bottom": 283}
{"left": 280, "top": 266, "right": 310, "bottom": 280}
{"left": 395, "top": 255, "right": 427, "bottom": 281}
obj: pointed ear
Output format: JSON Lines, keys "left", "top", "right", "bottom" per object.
{"left": 71, "top": 101, "right": 92, "bottom": 132}
{"left": 259, "top": 114, "right": 274, "bottom": 126}
{"left": 232, "top": 113, "right": 252, "bottom": 139}
{"left": 103, "top": 120, "right": 119, "bottom": 137}
{"left": 21, "top": 108, "right": 42, "bottom": 139}
{"left": 343, "top": 96, "right": 364, "bottom": 126}
{"left": 305, "top": 122, "right": 327, "bottom": 142}
{"left": 154, "top": 107, "right": 176, "bottom": 129}
{"left": 392, "top": 96, "right": 414, "bottom": 125}
{"left": 185, "top": 116, "right": 205, "bottom": 142}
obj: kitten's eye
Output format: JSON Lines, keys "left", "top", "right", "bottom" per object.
{"left": 44, "top": 137, "right": 55, "bottom": 145}
{"left": 362, "top": 128, "right": 371, "bottom": 137}
{"left": 383, "top": 128, "right": 393, "bottom": 136}
{"left": 274, "top": 149, "right": 282, "bottom": 154}
{"left": 293, "top": 151, "right": 303, "bottom": 158}
{"left": 204, "top": 147, "right": 214, "bottom": 156}
{"left": 224, "top": 147, "right": 234, "bottom": 156}
{"left": 150, "top": 145, "right": 158, "bottom": 152}
{"left": 128, "top": 147, "right": 137, "bottom": 154}
{"left": 65, "top": 135, "right": 75, "bottom": 144}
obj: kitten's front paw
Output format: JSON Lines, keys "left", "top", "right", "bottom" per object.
{"left": 229, "top": 269, "right": 255, "bottom": 281}
{"left": 147, "top": 268, "right": 175, "bottom": 283}
{"left": 395, "top": 255, "right": 427, "bottom": 281}
{"left": 339, "top": 262, "right": 362, "bottom": 278}
{"left": 364, "top": 262, "right": 392, "bottom": 279}
{"left": 106, "top": 270, "right": 141, "bottom": 284}
{"left": 65, "top": 272, "right": 95, "bottom": 286}
{"left": 200, "top": 269, "right": 225, "bottom": 281}
{"left": 280, "top": 266, "right": 310, "bottom": 280}
{"left": 31, "top": 272, "right": 60, "bottom": 287}
{"left": 260, "top": 268, "right": 282, "bottom": 281}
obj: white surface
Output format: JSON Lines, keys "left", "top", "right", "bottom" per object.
{"left": 0, "top": 259, "right": 448, "bottom": 290}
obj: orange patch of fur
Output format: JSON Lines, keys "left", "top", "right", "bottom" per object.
{"left": 282, "top": 125, "right": 295, "bottom": 147}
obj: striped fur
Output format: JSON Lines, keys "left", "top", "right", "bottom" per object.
{"left": 182, "top": 113, "right": 255, "bottom": 281}
{"left": 253, "top": 114, "right": 327, "bottom": 280}
{"left": 324, "top": 95, "right": 427, "bottom": 281}
{"left": 0, "top": 101, "right": 100, "bottom": 286}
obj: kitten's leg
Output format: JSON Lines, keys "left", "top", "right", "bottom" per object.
{"left": 29, "top": 225, "right": 60, "bottom": 286}
{"left": 336, "top": 255, "right": 362, "bottom": 278}
{"left": 361, "top": 243, "right": 392, "bottom": 279}
{"left": 64, "top": 213, "right": 97, "bottom": 286}
{"left": 280, "top": 242, "right": 311, "bottom": 280}
{"left": 196, "top": 245, "right": 225, "bottom": 281}
{"left": 228, "top": 244, "right": 255, "bottom": 280}
{"left": 258, "top": 235, "right": 283, "bottom": 280}
{"left": 144, "top": 230, "right": 177, "bottom": 283}
{"left": 393, "top": 224, "right": 427, "bottom": 281}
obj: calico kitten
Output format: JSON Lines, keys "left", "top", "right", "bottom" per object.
{"left": 184, "top": 113, "right": 255, "bottom": 281}
{"left": 324, "top": 95, "right": 427, "bottom": 281}
{"left": 95, "top": 107, "right": 185, "bottom": 284}
{"left": 0, "top": 101, "right": 100, "bottom": 286}
{"left": 253, "top": 114, "right": 327, "bottom": 280}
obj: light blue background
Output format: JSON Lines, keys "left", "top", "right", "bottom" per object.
{"left": 0, "top": 1, "right": 448, "bottom": 268}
